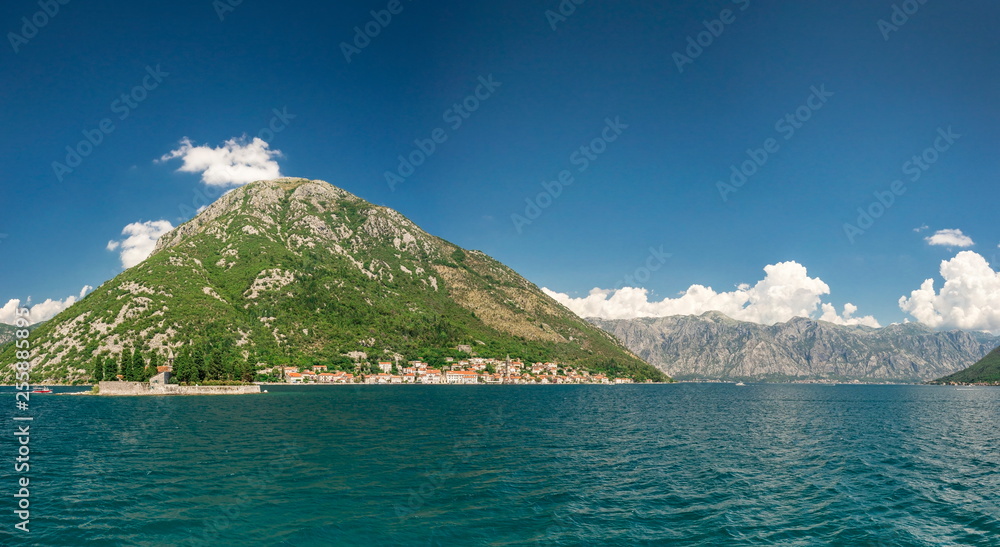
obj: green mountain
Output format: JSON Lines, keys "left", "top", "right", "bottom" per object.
{"left": 933, "top": 345, "right": 1000, "bottom": 384}
{"left": 1, "top": 178, "right": 665, "bottom": 384}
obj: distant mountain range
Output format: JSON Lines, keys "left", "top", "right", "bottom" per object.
{"left": 591, "top": 312, "right": 1000, "bottom": 382}
{"left": 933, "top": 345, "right": 1000, "bottom": 385}
{"left": 0, "top": 178, "right": 664, "bottom": 384}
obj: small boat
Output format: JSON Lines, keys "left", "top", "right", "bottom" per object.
{"left": 32, "top": 388, "right": 53, "bottom": 393}
{"left": 735, "top": 382, "right": 746, "bottom": 387}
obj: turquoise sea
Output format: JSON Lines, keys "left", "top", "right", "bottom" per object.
{"left": 2, "top": 384, "right": 999, "bottom": 546}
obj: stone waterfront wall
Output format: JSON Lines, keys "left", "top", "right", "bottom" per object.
{"left": 97, "top": 381, "right": 261, "bottom": 396}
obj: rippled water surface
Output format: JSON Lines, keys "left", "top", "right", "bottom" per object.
{"left": 2, "top": 384, "right": 999, "bottom": 546}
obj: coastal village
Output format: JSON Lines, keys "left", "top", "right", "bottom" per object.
{"left": 263, "top": 355, "right": 641, "bottom": 385}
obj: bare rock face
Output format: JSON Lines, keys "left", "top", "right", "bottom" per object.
{"left": 591, "top": 312, "right": 1000, "bottom": 382}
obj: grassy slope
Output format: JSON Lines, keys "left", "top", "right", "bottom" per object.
{"left": 934, "top": 346, "right": 1000, "bottom": 384}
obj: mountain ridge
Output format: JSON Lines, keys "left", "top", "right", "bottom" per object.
{"left": 591, "top": 312, "right": 999, "bottom": 382}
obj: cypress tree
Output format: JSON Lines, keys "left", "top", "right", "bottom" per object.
{"left": 119, "top": 348, "right": 130, "bottom": 381}
{"left": 209, "top": 348, "right": 225, "bottom": 381}
{"left": 239, "top": 358, "right": 254, "bottom": 383}
{"left": 148, "top": 352, "right": 161, "bottom": 380}
{"left": 173, "top": 348, "right": 190, "bottom": 384}
{"left": 173, "top": 348, "right": 185, "bottom": 384}
{"left": 195, "top": 346, "right": 208, "bottom": 382}
{"left": 130, "top": 348, "right": 145, "bottom": 381}
{"left": 104, "top": 358, "right": 117, "bottom": 382}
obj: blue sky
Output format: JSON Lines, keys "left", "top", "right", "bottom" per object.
{"left": 2, "top": 0, "right": 999, "bottom": 331}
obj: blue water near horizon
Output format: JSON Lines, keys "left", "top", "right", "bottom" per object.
{"left": 2, "top": 384, "right": 999, "bottom": 546}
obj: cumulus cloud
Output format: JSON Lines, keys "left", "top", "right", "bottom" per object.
{"left": 107, "top": 220, "right": 174, "bottom": 269}
{"left": 819, "top": 302, "right": 880, "bottom": 327}
{"left": 925, "top": 228, "right": 974, "bottom": 248}
{"left": 899, "top": 251, "right": 1000, "bottom": 333}
{"left": 913, "top": 225, "right": 929, "bottom": 233}
{"left": 158, "top": 136, "right": 283, "bottom": 186}
{"left": 0, "top": 286, "right": 93, "bottom": 325}
{"left": 542, "top": 261, "right": 880, "bottom": 327}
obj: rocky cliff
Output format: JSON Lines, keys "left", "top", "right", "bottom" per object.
{"left": 591, "top": 312, "right": 999, "bottom": 382}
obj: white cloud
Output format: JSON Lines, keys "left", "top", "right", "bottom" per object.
{"left": 543, "top": 261, "right": 880, "bottom": 327}
{"left": 899, "top": 251, "right": 1000, "bottom": 333}
{"left": 925, "top": 228, "right": 974, "bottom": 248}
{"left": 913, "top": 225, "right": 929, "bottom": 233}
{"left": 107, "top": 220, "right": 174, "bottom": 269}
{"left": 0, "top": 286, "right": 93, "bottom": 326}
{"left": 819, "top": 302, "right": 880, "bottom": 328}
{"left": 158, "top": 136, "right": 283, "bottom": 186}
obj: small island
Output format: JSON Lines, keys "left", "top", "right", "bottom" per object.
{"left": 96, "top": 368, "right": 260, "bottom": 396}
{"left": 91, "top": 346, "right": 260, "bottom": 395}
